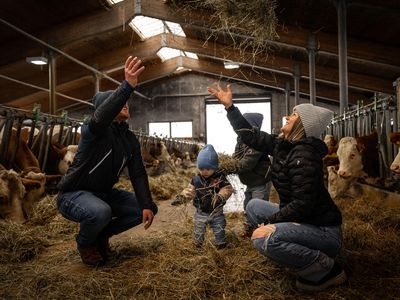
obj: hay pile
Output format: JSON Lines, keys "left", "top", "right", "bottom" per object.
{"left": 1, "top": 174, "right": 400, "bottom": 299}
{"left": 171, "top": 0, "right": 278, "bottom": 58}
{"left": 115, "top": 168, "right": 197, "bottom": 200}
{"left": 219, "top": 153, "right": 240, "bottom": 175}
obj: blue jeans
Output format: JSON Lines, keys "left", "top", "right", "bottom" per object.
{"left": 194, "top": 209, "right": 226, "bottom": 246}
{"left": 246, "top": 199, "right": 342, "bottom": 282}
{"left": 243, "top": 181, "right": 272, "bottom": 210}
{"left": 56, "top": 189, "right": 158, "bottom": 246}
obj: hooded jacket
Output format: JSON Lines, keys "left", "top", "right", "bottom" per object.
{"left": 191, "top": 170, "right": 233, "bottom": 213}
{"left": 57, "top": 80, "right": 153, "bottom": 209}
{"left": 233, "top": 136, "right": 271, "bottom": 186}
{"left": 226, "top": 105, "right": 342, "bottom": 226}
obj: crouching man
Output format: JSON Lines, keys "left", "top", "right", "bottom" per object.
{"left": 56, "top": 56, "right": 157, "bottom": 267}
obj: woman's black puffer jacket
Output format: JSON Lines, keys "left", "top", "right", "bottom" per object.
{"left": 226, "top": 105, "right": 342, "bottom": 227}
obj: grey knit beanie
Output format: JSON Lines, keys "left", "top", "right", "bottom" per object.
{"left": 93, "top": 90, "right": 114, "bottom": 109}
{"left": 293, "top": 103, "right": 333, "bottom": 139}
{"left": 243, "top": 113, "right": 263, "bottom": 129}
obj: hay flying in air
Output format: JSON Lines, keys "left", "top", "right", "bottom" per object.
{"left": 170, "top": 0, "right": 279, "bottom": 61}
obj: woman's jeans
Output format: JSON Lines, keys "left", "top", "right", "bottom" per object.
{"left": 246, "top": 199, "right": 342, "bottom": 282}
{"left": 57, "top": 189, "right": 158, "bottom": 247}
{"left": 194, "top": 209, "right": 226, "bottom": 246}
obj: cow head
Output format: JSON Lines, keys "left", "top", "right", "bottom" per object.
{"left": 58, "top": 144, "right": 78, "bottom": 175}
{"left": 337, "top": 137, "right": 364, "bottom": 179}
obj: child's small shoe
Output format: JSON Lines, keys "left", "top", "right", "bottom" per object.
{"left": 215, "top": 242, "right": 227, "bottom": 250}
{"left": 171, "top": 195, "right": 186, "bottom": 206}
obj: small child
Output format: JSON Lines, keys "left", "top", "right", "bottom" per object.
{"left": 181, "top": 144, "right": 233, "bottom": 248}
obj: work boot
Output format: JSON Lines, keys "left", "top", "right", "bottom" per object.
{"left": 77, "top": 244, "right": 105, "bottom": 267}
{"left": 97, "top": 237, "right": 112, "bottom": 260}
{"left": 240, "top": 222, "right": 254, "bottom": 238}
{"left": 296, "top": 262, "right": 347, "bottom": 292}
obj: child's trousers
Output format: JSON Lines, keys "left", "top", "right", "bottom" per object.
{"left": 194, "top": 209, "right": 226, "bottom": 246}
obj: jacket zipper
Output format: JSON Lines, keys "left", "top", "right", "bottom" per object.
{"left": 117, "top": 156, "right": 126, "bottom": 176}
{"left": 89, "top": 149, "right": 112, "bottom": 174}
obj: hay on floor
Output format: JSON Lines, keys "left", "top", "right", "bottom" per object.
{"left": 1, "top": 172, "right": 400, "bottom": 299}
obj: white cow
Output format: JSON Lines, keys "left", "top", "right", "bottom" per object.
{"left": 390, "top": 151, "right": 400, "bottom": 174}
{"left": 327, "top": 166, "right": 349, "bottom": 199}
{"left": 58, "top": 144, "right": 78, "bottom": 175}
{"left": 389, "top": 132, "right": 400, "bottom": 175}
{"left": 324, "top": 134, "right": 335, "bottom": 147}
{"left": 327, "top": 165, "right": 362, "bottom": 199}
{"left": 336, "top": 137, "right": 365, "bottom": 180}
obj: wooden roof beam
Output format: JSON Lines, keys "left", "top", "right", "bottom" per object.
{"left": 135, "top": 0, "right": 400, "bottom": 67}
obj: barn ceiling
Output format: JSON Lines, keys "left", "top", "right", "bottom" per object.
{"left": 0, "top": 0, "right": 399, "bottom": 115}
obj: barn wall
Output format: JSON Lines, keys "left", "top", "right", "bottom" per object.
{"left": 68, "top": 72, "right": 340, "bottom": 140}
{"left": 131, "top": 72, "right": 340, "bottom": 141}
{"left": 131, "top": 72, "right": 277, "bottom": 142}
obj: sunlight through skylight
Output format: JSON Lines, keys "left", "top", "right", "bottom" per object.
{"left": 106, "top": 0, "right": 124, "bottom": 5}
{"left": 129, "top": 16, "right": 186, "bottom": 40}
{"left": 156, "top": 47, "right": 198, "bottom": 61}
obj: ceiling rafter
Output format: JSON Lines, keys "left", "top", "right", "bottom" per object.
{"left": 0, "top": 31, "right": 383, "bottom": 108}
{"left": 0, "top": 0, "right": 398, "bottom": 113}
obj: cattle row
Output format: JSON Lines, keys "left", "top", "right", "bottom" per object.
{"left": 324, "top": 131, "right": 400, "bottom": 199}
{"left": 0, "top": 109, "right": 202, "bottom": 223}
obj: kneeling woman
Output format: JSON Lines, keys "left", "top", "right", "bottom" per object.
{"left": 207, "top": 83, "right": 345, "bottom": 292}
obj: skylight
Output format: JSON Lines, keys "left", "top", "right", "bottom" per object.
{"left": 129, "top": 16, "right": 186, "bottom": 40}
{"left": 156, "top": 47, "right": 198, "bottom": 62}
{"left": 106, "top": 0, "right": 124, "bottom": 5}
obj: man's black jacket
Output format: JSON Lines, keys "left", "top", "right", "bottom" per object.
{"left": 58, "top": 81, "right": 153, "bottom": 209}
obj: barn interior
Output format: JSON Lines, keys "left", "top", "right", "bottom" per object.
{"left": 1, "top": 0, "right": 399, "bottom": 141}
{"left": 1, "top": 1, "right": 400, "bottom": 299}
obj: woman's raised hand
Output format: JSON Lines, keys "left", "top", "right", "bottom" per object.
{"left": 207, "top": 83, "right": 233, "bottom": 108}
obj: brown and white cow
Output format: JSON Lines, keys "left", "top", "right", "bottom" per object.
{"left": 324, "top": 134, "right": 338, "bottom": 155}
{"left": 327, "top": 165, "right": 362, "bottom": 199}
{"left": 31, "top": 129, "right": 78, "bottom": 176}
{"left": 0, "top": 164, "right": 26, "bottom": 223}
{"left": 336, "top": 131, "right": 379, "bottom": 180}
{"left": 389, "top": 132, "right": 400, "bottom": 174}
{"left": 0, "top": 128, "right": 47, "bottom": 218}
{"left": 58, "top": 144, "right": 78, "bottom": 175}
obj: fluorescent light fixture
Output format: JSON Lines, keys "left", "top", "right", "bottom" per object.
{"left": 224, "top": 61, "right": 240, "bottom": 69}
{"left": 156, "top": 47, "right": 198, "bottom": 62}
{"left": 175, "top": 66, "right": 191, "bottom": 73}
{"left": 129, "top": 16, "right": 185, "bottom": 40}
{"left": 106, "top": 0, "right": 124, "bottom": 5}
{"left": 26, "top": 56, "right": 48, "bottom": 65}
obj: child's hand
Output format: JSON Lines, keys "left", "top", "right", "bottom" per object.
{"left": 181, "top": 184, "right": 195, "bottom": 199}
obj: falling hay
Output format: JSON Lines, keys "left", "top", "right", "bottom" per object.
{"left": 170, "top": 0, "right": 279, "bottom": 61}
